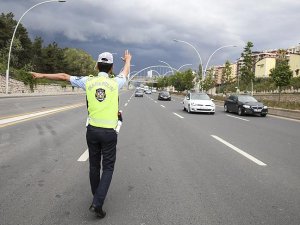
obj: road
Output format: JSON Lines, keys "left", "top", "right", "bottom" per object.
{"left": 0, "top": 91, "right": 300, "bottom": 225}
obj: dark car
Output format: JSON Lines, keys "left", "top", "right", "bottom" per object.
{"left": 135, "top": 89, "right": 144, "bottom": 97}
{"left": 224, "top": 94, "right": 268, "bottom": 117}
{"left": 158, "top": 91, "right": 171, "bottom": 101}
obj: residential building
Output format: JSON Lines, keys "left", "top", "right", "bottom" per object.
{"left": 287, "top": 53, "right": 300, "bottom": 77}
{"left": 255, "top": 57, "right": 276, "bottom": 78}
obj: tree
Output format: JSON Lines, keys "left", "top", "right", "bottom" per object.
{"left": 31, "top": 37, "right": 44, "bottom": 71}
{"left": 169, "top": 69, "right": 195, "bottom": 92}
{"left": 63, "top": 48, "right": 95, "bottom": 75}
{"left": 221, "top": 60, "right": 233, "bottom": 94}
{"left": 0, "top": 12, "right": 32, "bottom": 69}
{"left": 270, "top": 50, "right": 293, "bottom": 101}
{"left": 240, "top": 41, "right": 255, "bottom": 90}
{"left": 202, "top": 68, "right": 215, "bottom": 92}
{"left": 157, "top": 76, "right": 169, "bottom": 89}
{"left": 41, "top": 42, "right": 67, "bottom": 73}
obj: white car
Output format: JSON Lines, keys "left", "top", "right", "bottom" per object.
{"left": 183, "top": 92, "right": 215, "bottom": 114}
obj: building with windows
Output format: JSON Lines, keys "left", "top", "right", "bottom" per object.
{"left": 255, "top": 57, "right": 276, "bottom": 78}
{"left": 287, "top": 53, "right": 300, "bottom": 77}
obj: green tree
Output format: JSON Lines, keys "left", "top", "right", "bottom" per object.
{"left": 221, "top": 60, "right": 233, "bottom": 94}
{"left": 157, "top": 76, "right": 169, "bottom": 89}
{"left": 41, "top": 42, "right": 66, "bottom": 73}
{"left": 169, "top": 69, "right": 195, "bottom": 92}
{"left": 0, "top": 12, "right": 32, "bottom": 69}
{"left": 240, "top": 41, "right": 255, "bottom": 90}
{"left": 31, "top": 37, "right": 44, "bottom": 71}
{"left": 63, "top": 48, "right": 95, "bottom": 75}
{"left": 270, "top": 51, "right": 293, "bottom": 101}
{"left": 202, "top": 68, "right": 215, "bottom": 92}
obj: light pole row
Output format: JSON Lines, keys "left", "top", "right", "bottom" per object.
{"left": 173, "top": 39, "right": 237, "bottom": 91}
{"left": 5, "top": 0, "right": 66, "bottom": 94}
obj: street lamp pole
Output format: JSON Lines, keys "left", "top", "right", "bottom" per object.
{"left": 177, "top": 63, "right": 192, "bottom": 71}
{"left": 173, "top": 39, "right": 203, "bottom": 78}
{"left": 203, "top": 45, "right": 237, "bottom": 78}
{"left": 158, "top": 60, "right": 178, "bottom": 75}
{"left": 5, "top": 0, "right": 66, "bottom": 94}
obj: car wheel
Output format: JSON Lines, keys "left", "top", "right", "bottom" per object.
{"left": 211, "top": 112, "right": 215, "bottom": 115}
{"left": 183, "top": 106, "right": 186, "bottom": 111}
{"left": 238, "top": 106, "right": 244, "bottom": 116}
{"left": 224, "top": 104, "right": 229, "bottom": 112}
{"left": 261, "top": 113, "right": 267, "bottom": 117}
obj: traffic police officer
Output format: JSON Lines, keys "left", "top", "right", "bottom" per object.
{"left": 31, "top": 50, "right": 132, "bottom": 219}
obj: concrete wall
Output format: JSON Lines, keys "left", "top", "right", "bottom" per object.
{"left": 254, "top": 93, "right": 300, "bottom": 103}
{"left": 0, "top": 75, "right": 83, "bottom": 94}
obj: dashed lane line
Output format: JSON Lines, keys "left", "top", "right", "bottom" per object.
{"left": 211, "top": 135, "right": 267, "bottom": 166}
{"left": 160, "top": 105, "right": 166, "bottom": 108}
{"left": 226, "top": 114, "right": 249, "bottom": 121}
{"left": 173, "top": 112, "right": 184, "bottom": 119}
{"left": 77, "top": 149, "right": 89, "bottom": 162}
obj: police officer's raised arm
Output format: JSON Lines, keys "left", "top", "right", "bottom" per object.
{"left": 120, "top": 50, "right": 132, "bottom": 78}
{"left": 31, "top": 72, "right": 71, "bottom": 81}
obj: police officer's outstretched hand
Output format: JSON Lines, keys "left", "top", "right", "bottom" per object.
{"left": 122, "top": 50, "right": 132, "bottom": 78}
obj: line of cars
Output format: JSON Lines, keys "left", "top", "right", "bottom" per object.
{"left": 134, "top": 88, "right": 268, "bottom": 117}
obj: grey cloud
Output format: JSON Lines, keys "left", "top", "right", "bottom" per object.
{"left": 1, "top": 0, "right": 300, "bottom": 72}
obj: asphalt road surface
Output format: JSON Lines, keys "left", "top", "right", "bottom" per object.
{"left": 1, "top": 91, "right": 300, "bottom": 225}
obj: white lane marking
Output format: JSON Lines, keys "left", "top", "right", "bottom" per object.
{"left": 124, "top": 103, "right": 128, "bottom": 107}
{"left": 268, "top": 114, "right": 300, "bottom": 122}
{"left": 160, "top": 105, "right": 165, "bottom": 108}
{"left": 154, "top": 101, "right": 158, "bottom": 103}
{"left": 127, "top": 100, "right": 130, "bottom": 102}
{"left": 211, "top": 135, "right": 267, "bottom": 166}
{"left": 173, "top": 112, "right": 184, "bottom": 119}
{"left": 77, "top": 149, "right": 89, "bottom": 162}
{"left": 226, "top": 114, "right": 249, "bottom": 121}
{"left": 0, "top": 103, "right": 84, "bottom": 127}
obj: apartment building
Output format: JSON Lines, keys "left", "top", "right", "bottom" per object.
{"left": 209, "top": 44, "right": 300, "bottom": 85}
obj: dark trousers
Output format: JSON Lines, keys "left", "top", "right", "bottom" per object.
{"left": 86, "top": 125, "right": 117, "bottom": 208}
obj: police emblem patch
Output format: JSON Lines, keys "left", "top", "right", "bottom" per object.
{"left": 95, "top": 88, "right": 106, "bottom": 102}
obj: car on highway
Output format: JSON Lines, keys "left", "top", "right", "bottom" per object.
{"left": 183, "top": 92, "right": 215, "bottom": 114}
{"left": 135, "top": 89, "right": 144, "bottom": 97}
{"left": 224, "top": 94, "right": 268, "bottom": 117}
{"left": 145, "top": 89, "right": 152, "bottom": 94}
{"left": 158, "top": 91, "right": 171, "bottom": 101}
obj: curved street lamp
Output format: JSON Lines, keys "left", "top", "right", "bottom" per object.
{"left": 5, "top": 0, "right": 66, "bottom": 94}
{"left": 129, "top": 65, "right": 173, "bottom": 82}
{"left": 158, "top": 60, "right": 179, "bottom": 75}
{"left": 177, "top": 63, "right": 192, "bottom": 71}
{"left": 203, "top": 45, "right": 237, "bottom": 78}
{"left": 173, "top": 39, "right": 203, "bottom": 77}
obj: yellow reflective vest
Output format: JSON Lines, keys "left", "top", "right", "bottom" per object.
{"left": 85, "top": 75, "right": 118, "bottom": 128}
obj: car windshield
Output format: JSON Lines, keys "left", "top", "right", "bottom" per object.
{"left": 238, "top": 95, "right": 258, "bottom": 102}
{"left": 190, "top": 93, "right": 210, "bottom": 100}
{"left": 136, "top": 90, "right": 143, "bottom": 93}
{"left": 161, "top": 92, "right": 169, "bottom": 95}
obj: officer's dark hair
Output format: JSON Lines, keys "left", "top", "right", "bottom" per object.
{"left": 97, "top": 62, "right": 113, "bottom": 73}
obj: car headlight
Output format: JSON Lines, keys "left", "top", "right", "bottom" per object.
{"left": 263, "top": 106, "right": 268, "bottom": 109}
{"left": 191, "top": 102, "right": 196, "bottom": 106}
{"left": 243, "top": 104, "right": 250, "bottom": 109}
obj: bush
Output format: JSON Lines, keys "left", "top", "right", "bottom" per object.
{"left": 16, "top": 69, "right": 36, "bottom": 92}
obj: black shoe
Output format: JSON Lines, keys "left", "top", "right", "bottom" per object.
{"left": 89, "top": 204, "right": 106, "bottom": 218}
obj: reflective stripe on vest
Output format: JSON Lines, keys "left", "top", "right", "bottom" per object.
{"left": 85, "top": 76, "right": 118, "bottom": 128}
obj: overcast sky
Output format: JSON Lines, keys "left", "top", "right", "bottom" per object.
{"left": 1, "top": 0, "right": 300, "bottom": 74}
